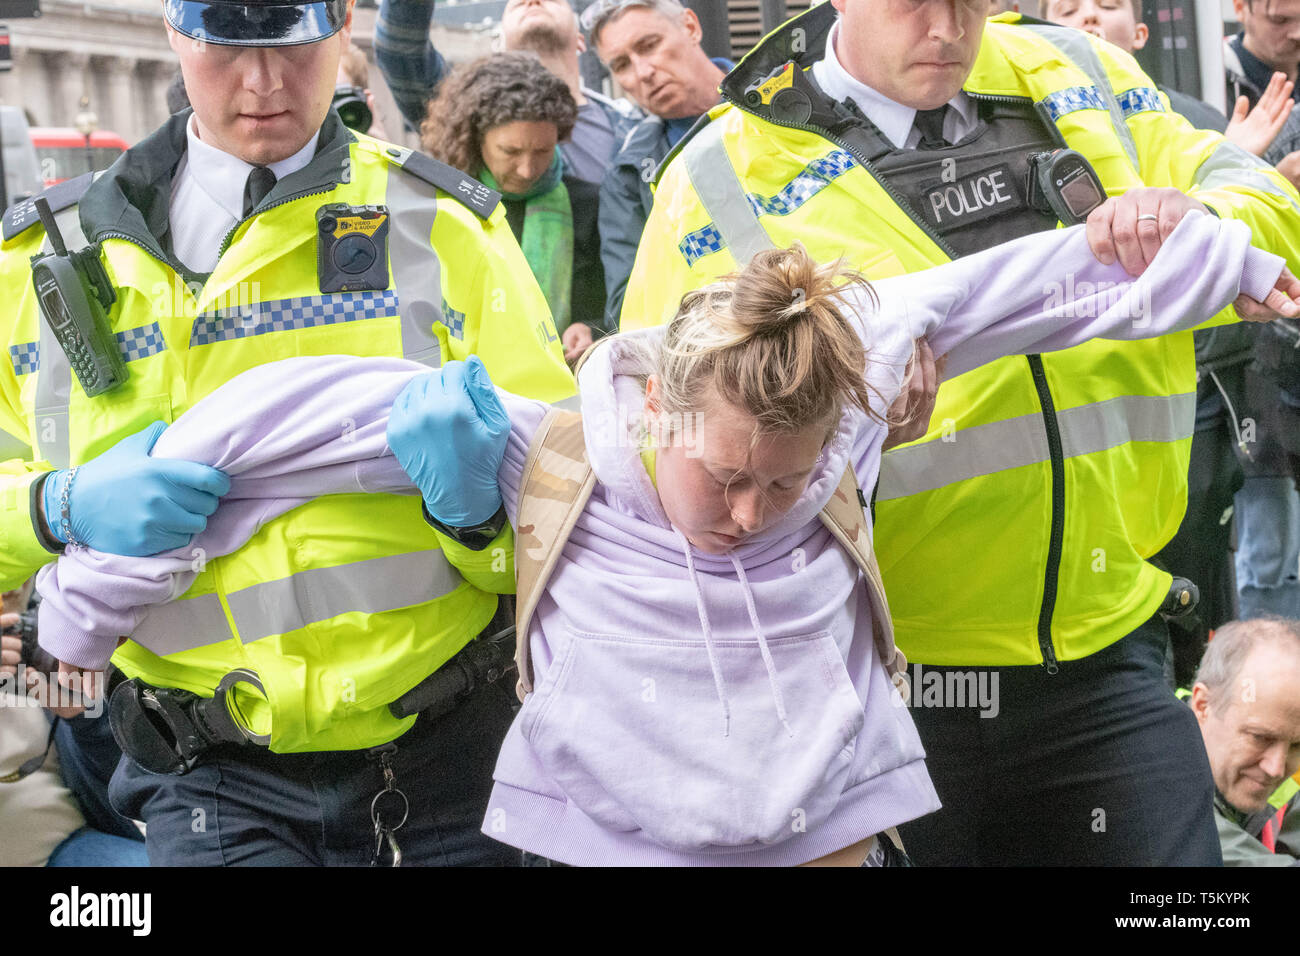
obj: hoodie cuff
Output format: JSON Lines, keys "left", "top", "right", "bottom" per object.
{"left": 1239, "top": 246, "right": 1286, "bottom": 306}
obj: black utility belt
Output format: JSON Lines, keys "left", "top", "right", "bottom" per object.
{"left": 110, "top": 620, "right": 517, "bottom": 776}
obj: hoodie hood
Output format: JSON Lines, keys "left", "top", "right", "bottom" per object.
{"left": 573, "top": 326, "right": 864, "bottom": 566}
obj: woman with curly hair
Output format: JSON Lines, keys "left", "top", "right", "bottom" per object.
{"left": 422, "top": 53, "right": 605, "bottom": 364}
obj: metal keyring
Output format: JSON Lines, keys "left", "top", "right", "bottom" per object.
{"left": 370, "top": 787, "right": 410, "bottom": 832}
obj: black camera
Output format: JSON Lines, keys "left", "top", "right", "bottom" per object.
{"left": 333, "top": 85, "right": 373, "bottom": 133}
{"left": 2, "top": 607, "right": 58, "bottom": 674}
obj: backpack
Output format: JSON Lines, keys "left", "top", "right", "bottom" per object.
{"left": 511, "top": 406, "right": 908, "bottom": 701}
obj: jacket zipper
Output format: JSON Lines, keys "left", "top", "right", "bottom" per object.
{"left": 1027, "top": 356, "right": 1063, "bottom": 673}
{"left": 98, "top": 183, "right": 339, "bottom": 299}
{"left": 218, "top": 186, "right": 336, "bottom": 259}
{"left": 724, "top": 86, "right": 1070, "bottom": 672}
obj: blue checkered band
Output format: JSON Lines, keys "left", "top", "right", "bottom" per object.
{"left": 190, "top": 290, "right": 399, "bottom": 348}
{"left": 1117, "top": 87, "right": 1166, "bottom": 118}
{"left": 7, "top": 323, "right": 166, "bottom": 377}
{"left": 441, "top": 300, "right": 466, "bottom": 340}
{"left": 746, "top": 150, "right": 857, "bottom": 218}
{"left": 9, "top": 342, "right": 39, "bottom": 376}
{"left": 115, "top": 322, "right": 168, "bottom": 362}
{"left": 679, "top": 224, "right": 726, "bottom": 268}
{"left": 1041, "top": 85, "right": 1108, "bottom": 122}
{"left": 678, "top": 150, "right": 858, "bottom": 267}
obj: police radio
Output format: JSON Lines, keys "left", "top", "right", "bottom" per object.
{"left": 1027, "top": 149, "right": 1107, "bottom": 226}
{"left": 28, "top": 197, "right": 127, "bottom": 397}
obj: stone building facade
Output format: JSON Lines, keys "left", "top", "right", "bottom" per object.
{"left": 0, "top": 0, "right": 495, "bottom": 147}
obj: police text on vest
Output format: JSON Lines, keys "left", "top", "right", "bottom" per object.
{"left": 924, "top": 163, "right": 1019, "bottom": 231}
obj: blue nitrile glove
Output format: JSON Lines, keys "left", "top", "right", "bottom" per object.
{"left": 42, "top": 421, "right": 231, "bottom": 556}
{"left": 387, "top": 355, "right": 510, "bottom": 526}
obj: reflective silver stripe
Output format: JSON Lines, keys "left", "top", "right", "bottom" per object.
{"left": 0, "top": 427, "right": 31, "bottom": 461}
{"left": 130, "top": 592, "right": 234, "bottom": 657}
{"left": 1192, "top": 140, "right": 1300, "bottom": 214}
{"left": 384, "top": 149, "right": 445, "bottom": 367}
{"left": 878, "top": 393, "right": 1193, "bottom": 501}
{"left": 684, "top": 123, "right": 776, "bottom": 264}
{"left": 878, "top": 412, "right": 1048, "bottom": 501}
{"left": 1057, "top": 392, "right": 1195, "bottom": 459}
{"left": 1019, "top": 23, "right": 1140, "bottom": 171}
{"left": 33, "top": 205, "right": 88, "bottom": 469}
{"left": 226, "top": 549, "right": 463, "bottom": 643}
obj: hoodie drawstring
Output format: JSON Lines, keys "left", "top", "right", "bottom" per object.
{"left": 730, "top": 555, "right": 794, "bottom": 738}
{"left": 679, "top": 531, "right": 732, "bottom": 738}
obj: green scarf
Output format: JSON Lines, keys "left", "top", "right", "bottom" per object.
{"left": 479, "top": 149, "right": 573, "bottom": 333}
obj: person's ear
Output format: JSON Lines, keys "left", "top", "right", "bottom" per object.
{"left": 1131, "top": 22, "right": 1149, "bottom": 51}
{"left": 340, "top": 0, "right": 356, "bottom": 44}
{"left": 1190, "top": 683, "right": 1212, "bottom": 726}
{"left": 645, "top": 374, "right": 662, "bottom": 417}
{"left": 681, "top": 8, "right": 703, "bottom": 41}
{"left": 645, "top": 374, "right": 671, "bottom": 444}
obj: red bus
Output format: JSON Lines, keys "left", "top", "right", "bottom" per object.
{"left": 30, "top": 128, "right": 130, "bottom": 188}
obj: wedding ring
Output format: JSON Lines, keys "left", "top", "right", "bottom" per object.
{"left": 1136, "top": 214, "right": 1158, "bottom": 222}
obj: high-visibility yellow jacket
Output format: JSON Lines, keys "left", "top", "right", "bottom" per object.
{"left": 623, "top": 9, "right": 1300, "bottom": 668}
{"left": 0, "top": 110, "right": 575, "bottom": 752}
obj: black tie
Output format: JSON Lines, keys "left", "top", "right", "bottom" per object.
{"left": 242, "top": 166, "right": 277, "bottom": 218}
{"left": 913, "top": 106, "right": 950, "bottom": 150}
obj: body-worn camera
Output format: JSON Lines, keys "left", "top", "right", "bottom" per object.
{"left": 1027, "top": 148, "right": 1107, "bottom": 226}
{"left": 316, "top": 204, "right": 390, "bottom": 293}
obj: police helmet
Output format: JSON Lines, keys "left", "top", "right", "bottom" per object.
{"left": 163, "top": 0, "right": 351, "bottom": 47}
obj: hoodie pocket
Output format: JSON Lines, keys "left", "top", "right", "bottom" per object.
{"left": 520, "top": 626, "right": 866, "bottom": 852}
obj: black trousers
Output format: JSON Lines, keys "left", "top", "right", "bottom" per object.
{"left": 897, "top": 615, "right": 1222, "bottom": 866}
{"left": 108, "top": 678, "right": 522, "bottom": 867}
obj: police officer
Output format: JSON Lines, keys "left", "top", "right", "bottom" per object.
{"left": 623, "top": 0, "right": 1300, "bottom": 865}
{"left": 0, "top": 0, "right": 575, "bottom": 865}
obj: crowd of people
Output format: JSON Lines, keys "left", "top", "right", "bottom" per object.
{"left": 0, "top": 0, "right": 1298, "bottom": 868}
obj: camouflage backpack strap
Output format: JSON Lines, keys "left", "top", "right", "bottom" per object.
{"left": 514, "top": 407, "right": 597, "bottom": 700}
{"left": 818, "top": 467, "right": 907, "bottom": 680}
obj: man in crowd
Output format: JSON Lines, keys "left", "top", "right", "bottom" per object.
{"left": 624, "top": 0, "right": 1300, "bottom": 864}
{"left": 0, "top": 0, "right": 574, "bottom": 865}
{"left": 1226, "top": 0, "right": 1300, "bottom": 111}
{"left": 583, "top": 0, "right": 733, "bottom": 330}
{"left": 376, "top": 0, "right": 639, "bottom": 185}
{"left": 1191, "top": 617, "right": 1300, "bottom": 865}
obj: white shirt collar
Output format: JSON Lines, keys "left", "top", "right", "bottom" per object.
{"left": 182, "top": 113, "right": 320, "bottom": 218}
{"left": 811, "top": 18, "right": 977, "bottom": 149}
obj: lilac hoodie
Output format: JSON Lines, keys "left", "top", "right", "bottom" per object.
{"left": 30, "top": 216, "right": 1282, "bottom": 859}
{"left": 481, "top": 213, "right": 1283, "bottom": 865}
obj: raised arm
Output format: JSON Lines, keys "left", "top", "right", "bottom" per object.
{"left": 847, "top": 212, "right": 1292, "bottom": 407}
{"left": 375, "top": 0, "right": 449, "bottom": 133}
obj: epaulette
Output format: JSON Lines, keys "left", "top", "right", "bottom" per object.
{"left": 378, "top": 145, "right": 500, "bottom": 220}
{"left": 2, "top": 171, "right": 95, "bottom": 242}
